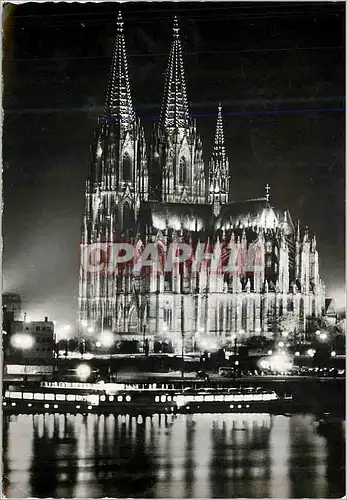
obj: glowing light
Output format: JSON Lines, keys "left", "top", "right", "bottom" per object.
{"left": 81, "top": 320, "right": 88, "bottom": 328}
{"left": 331, "top": 351, "right": 336, "bottom": 357}
{"left": 282, "top": 331, "right": 289, "bottom": 338}
{"left": 255, "top": 327, "right": 262, "bottom": 334}
{"left": 295, "top": 351, "right": 300, "bottom": 356}
{"left": 319, "top": 332, "right": 328, "bottom": 341}
{"left": 10, "top": 333, "right": 34, "bottom": 350}
{"left": 95, "top": 341, "right": 102, "bottom": 348}
{"left": 307, "top": 349, "right": 316, "bottom": 357}
{"left": 99, "top": 330, "right": 114, "bottom": 348}
{"left": 267, "top": 349, "right": 273, "bottom": 355}
{"left": 76, "top": 363, "right": 92, "bottom": 381}
{"left": 315, "top": 330, "right": 321, "bottom": 336}
{"left": 239, "top": 329, "right": 245, "bottom": 334}
{"left": 87, "top": 326, "right": 95, "bottom": 334}
{"left": 278, "top": 341, "right": 284, "bottom": 348}
{"left": 259, "top": 352, "right": 293, "bottom": 373}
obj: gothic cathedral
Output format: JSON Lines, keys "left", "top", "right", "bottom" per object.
{"left": 78, "top": 13, "right": 326, "bottom": 352}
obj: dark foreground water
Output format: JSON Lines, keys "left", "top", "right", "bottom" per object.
{"left": 3, "top": 412, "right": 345, "bottom": 498}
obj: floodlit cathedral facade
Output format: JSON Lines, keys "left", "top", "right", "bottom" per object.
{"left": 78, "top": 13, "right": 326, "bottom": 352}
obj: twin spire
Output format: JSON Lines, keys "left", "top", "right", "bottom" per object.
{"left": 104, "top": 13, "right": 228, "bottom": 179}
{"left": 159, "top": 16, "right": 190, "bottom": 130}
{"left": 104, "top": 12, "right": 135, "bottom": 128}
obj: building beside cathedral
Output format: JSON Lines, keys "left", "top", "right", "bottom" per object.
{"left": 78, "top": 13, "right": 326, "bottom": 352}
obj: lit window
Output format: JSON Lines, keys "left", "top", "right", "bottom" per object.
{"left": 234, "top": 394, "right": 243, "bottom": 402}
{"left": 195, "top": 395, "right": 204, "bottom": 402}
{"left": 67, "top": 394, "right": 76, "bottom": 402}
{"left": 117, "top": 396, "right": 123, "bottom": 402}
{"left": 9, "top": 392, "right": 22, "bottom": 399}
{"left": 5, "top": 391, "right": 10, "bottom": 398}
{"left": 76, "top": 395, "right": 83, "bottom": 401}
{"left": 44, "top": 404, "right": 50, "bottom": 409}
{"left": 122, "top": 153, "right": 131, "bottom": 182}
{"left": 11, "top": 402, "right": 16, "bottom": 407}
{"left": 204, "top": 395, "right": 214, "bottom": 402}
{"left": 167, "top": 396, "right": 172, "bottom": 402}
{"left": 34, "top": 393, "right": 44, "bottom": 400}
{"left": 100, "top": 395, "right": 106, "bottom": 402}
{"left": 109, "top": 396, "right": 114, "bottom": 402}
{"left": 56, "top": 394, "right": 65, "bottom": 401}
{"left": 155, "top": 396, "right": 160, "bottom": 403}
{"left": 160, "top": 395, "right": 166, "bottom": 403}
{"left": 44, "top": 394, "right": 54, "bottom": 401}
{"left": 179, "top": 157, "right": 187, "bottom": 185}
{"left": 125, "top": 395, "right": 131, "bottom": 402}
{"left": 237, "top": 404, "right": 242, "bottom": 409}
{"left": 215, "top": 395, "right": 224, "bottom": 402}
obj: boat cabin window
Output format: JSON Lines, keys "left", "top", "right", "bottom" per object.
{"left": 34, "top": 393, "right": 44, "bottom": 400}
{"left": 5, "top": 391, "right": 10, "bottom": 398}
{"left": 204, "top": 395, "right": 214, "bottom": 402}
{"left": 195, "top": 395, "right": 204, "bottom": 403}
{"left": 125, "top": 395, "right": 131, "bottom": 402}
{"left": 109, "top": 396, "right": 114, "bottom": 402}
{"left": 23, "top": 393, "right": 33, "bottom": 400}
{"left": 44, "top": 394, "right": 55, "bottom": 401}
{"left": 10, "top": 392, "right": 22, "bottom": 399}
{"left": 117, "top": 396, "right": 123, "bottom": 402}
{"left": 100, "top": 395, "right": 106, "bottom": 402}
{"left": 67, "top": 394, "right": 76, "bottom": 402}
{"left": 76, "top": 395, "right": 84, "bottom": 402}
{"left": 56, "top": 394, "right": 65, "bottom": 401}
{"left": 215, "top": 395, "right": 224, "bottom": 402}
{"left": 160, "top": 395, "right": 166, "bottom": 403}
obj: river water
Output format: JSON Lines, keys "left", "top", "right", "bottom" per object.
{"left": 3, "top": 412, "right": 345, "bottom": 498}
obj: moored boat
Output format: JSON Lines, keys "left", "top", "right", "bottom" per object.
{"left": 3, "top": 381, "right": 292, "bottom": 415}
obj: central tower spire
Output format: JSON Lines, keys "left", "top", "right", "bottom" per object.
{"left": 209, "top": 103, "right": 230, "bottom": 215}
{"left": 159, "top": 16, "right": 189, "bottom": 130}
{"left": 105, "top": 12, "right": 135, "bottom": 128}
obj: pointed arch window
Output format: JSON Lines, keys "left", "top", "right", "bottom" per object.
{"left": 179, "top": 157, "right": 187, "bottom": 185}
{"left": 123, "top": 153, "right": 132, "bottom": 182}
{"left": 163, "top": 304, "right": 173, "bottom": 330}
{"left": 123, "top": 202, "right": 135, "bottom": 229}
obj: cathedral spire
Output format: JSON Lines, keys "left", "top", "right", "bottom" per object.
{"left": 211, "top": 103, "right": 228, "bottom": 171}
{"left": 209, "top": 103, "right": 230, "bottom": 214}
{"left": 105, "top": 12, "right": 135, "bottom": 127}
{"left": 159, "top": 16, "right": 189, "bottom": 130}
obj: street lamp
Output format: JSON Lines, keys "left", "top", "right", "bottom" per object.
{"left": 99, "top": 330, "right": 114, "bottom": 348}
{"left": 76, "top": 363, "right": 92, "bottom": 381}
{"left": 10, "top": 333, "right": 34, "bottom": 350}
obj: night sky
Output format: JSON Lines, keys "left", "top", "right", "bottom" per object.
{"left": 3, "top": 1, "right": 345, "bottom": 324}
